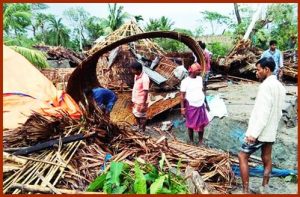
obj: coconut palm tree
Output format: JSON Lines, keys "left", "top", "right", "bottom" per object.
{"left": 145, "top": 16, "right": 174, "bottom": 32}
{"left": 106, "top": 3, "right": 129, "bottom": 31}
{"left": 47, "top": 16, "right": 70, "bottom": 47}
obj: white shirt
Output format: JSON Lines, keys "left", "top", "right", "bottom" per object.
{"left": 180, "top": 76, "right": 205, "bottom": 107}
{"left": 246, "top": 75, "right": 286, "bottom": 142}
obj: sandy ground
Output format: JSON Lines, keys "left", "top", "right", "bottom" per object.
{"left": 146, "top": 81, "right": 298, "bottom": 194}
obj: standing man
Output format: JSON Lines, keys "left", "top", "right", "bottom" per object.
{"left": 180, "top": 63, "right": 209, "bottom": 146}
{"left": 131, "top": 61, "right": 150, "bottom": 132}
{"left": 85, "top": 87, "right": 118, "bottom": 119}
{"left": 261, "top": 40, "right": 284, "bottom": 80}
{"left": 238, "top": 57, "right": 286, "bottom": 194}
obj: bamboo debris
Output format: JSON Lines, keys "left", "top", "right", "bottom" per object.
{"left": 4, "top": 102, "right": 235, "bottom": 194}
{"left": 10, "top": 183, "right": 104, "bottom": 194}
{"left": 33, "top": 45, "right": 86, "bottom": 67}
{"left": 217, "top": 39, "right": 298, "bottom": 80}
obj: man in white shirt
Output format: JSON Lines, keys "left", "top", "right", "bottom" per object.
{"left": 238, "top": 57, "right": 286, "bottom": 194}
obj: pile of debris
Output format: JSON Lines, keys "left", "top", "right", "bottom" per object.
{"left": 216, "top": 39, "right": 298, "bottom": 81}
{"left": 282, "top": 49, "right": 298, "bottom": 79}
{"left": 34, "top": 45, "right": 86, "bottom": 68}
{"left": 3, "top": 104, "right": 235, "bottom": 194}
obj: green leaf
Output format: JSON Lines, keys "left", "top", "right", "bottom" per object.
{"left": 110, "top": 162, "right": 124, "bottom": 187}
{"left": 284, "top": 175, "right": 298, "bottom": 183}
{"left": 160, "top": 187, "right": 172, "bottom": 194}
{"left": 86, "top": 173, "right": 107, "bottom": 192}
{"left": 150, "top": 175, "right": 166, "bottom": 194}
{"left": 176, "top": 159, "right": 182, "bottom": 176}
{"left": 159, "top": 152, "right": 166, "bottom": 170}
{"left": 144, "top": 164, "right": 159, "bottom": 182}
{"left": 103, "top": 171, "right": 112, "bottom": 194}
{"left": 112, "top": 185, "right": 127, "bottom": 194}
{"left": 134, "top": 162, "right": 147, "bottom": 194}
{"left": 9, "top": 46, "right": 49, "bottom": 69}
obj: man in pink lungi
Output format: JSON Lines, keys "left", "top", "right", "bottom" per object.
{"left": 180, "top": 63, "right": 209, "bottom": 146}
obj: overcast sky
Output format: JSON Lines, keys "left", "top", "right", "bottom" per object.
{"left": 45, "top": 3, "right": 267, "bottom": 35}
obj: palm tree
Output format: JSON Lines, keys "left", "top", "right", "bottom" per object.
{"left": 106, "top": 3, "right": 129, "bottom": 31}
{"left": 47, "top": 17, "right": 70, "bottom": 47}
{"left": 145, "top": 16, "right": 174, "bottom": 31}
{"left": 3, "top": 3, "right": 32, "bottom": 36}
{"left": 158, "top": 16, "right": 174, "bottom": 31}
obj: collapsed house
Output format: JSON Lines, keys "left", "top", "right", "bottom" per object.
{"left": 33, "top": 45, "right": 86, "bottom": 68}
{"left": 67, "top": 20, "right": 206, "bottom": 124}
{"left": 216, "top": 39, "right": 298, "bottom": 81}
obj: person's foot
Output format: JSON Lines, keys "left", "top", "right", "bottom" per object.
{"left": 187, "top": 140, "right": 193, "bottom": 145}
{"left": 194, "top": 141, "right": 204, "bottom": 147}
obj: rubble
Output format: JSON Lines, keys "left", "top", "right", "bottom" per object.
{"left": 3, "top": 104, "right": 236, "bottom": 194}
{"left": 33, "top": 45, "right": 87, "bottom": 68}
{"left": 216, "top": 39, "right": 298, "bottom": 81}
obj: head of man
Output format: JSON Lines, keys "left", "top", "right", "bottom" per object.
{"left": 256, "top": 57, "right": 275, "bottom": 81}
{"left": 131, "top": 61, "right": 143, "bottom": 76}
{"left": 269, "top": 40, "right": 277, "bottom": 51}
{"left": 188, "top": 63, "right": 201, "bottom": 77}
{"left": 200, "top": 42, "right": 206, "bottom": 50}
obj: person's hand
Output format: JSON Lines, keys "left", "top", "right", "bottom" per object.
{"left": 245, "top": 136, "right": 256, "bottom": 144}
{"left": 181, "top": 108, "right": 186, "bottom": 116}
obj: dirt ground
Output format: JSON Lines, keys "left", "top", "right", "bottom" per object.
{"left": 146, "top": 81, "right": 298, "bottom": 194}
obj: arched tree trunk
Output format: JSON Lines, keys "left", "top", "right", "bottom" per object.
{"left": 66, "top": 31, "right": 205, "bottom": 102}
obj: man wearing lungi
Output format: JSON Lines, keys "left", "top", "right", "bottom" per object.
{"left": 131, "top": 61, "right": 150, "bottom": 132}
{"left": 180, "top": 63, "right": 209, "bottom": 146}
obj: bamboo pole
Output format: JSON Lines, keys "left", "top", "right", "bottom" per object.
{"left": 10, "top": 183, "right": 104, "bottom": 194}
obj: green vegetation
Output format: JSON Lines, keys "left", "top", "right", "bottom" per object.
{"left": 3, "top": 3, "right": 297, "bottom": 58}
{"left": 9, "top": 46, "right": 49, "bottom": 69}
{"left": 86, "top": 157, "right": 189, "bottom": 194}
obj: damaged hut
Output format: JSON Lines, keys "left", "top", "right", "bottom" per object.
{"left": 216, "top": 39, "right": 298, "bottom": 81}
{"left": 3, "top": 33, "right": 235, "bottom": 194}
{"left": 70, "top": 20, "right": 206, "bottom": 124}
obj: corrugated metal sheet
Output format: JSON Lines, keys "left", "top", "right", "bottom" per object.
{"left": 143, "top": 66, "right": 167, "bottom": 85}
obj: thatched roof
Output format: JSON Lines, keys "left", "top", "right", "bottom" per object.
{"left": 88, "top": 20, "right": 164, "bottom": 56}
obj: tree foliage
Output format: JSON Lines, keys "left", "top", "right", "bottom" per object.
{"left": 266, "top": 3, "right": 297, "bottom": 50}
{"left": 201, "top": 11, "right": 231, "bottom": 35}
{"left": 3, "top": 3, "right": 32, "bottom": 36}
{"left": 105, "top": 3, "right": 129, "bottom": 31}
{"left": 9, "top": 46, "right": 49, "bottom": 69}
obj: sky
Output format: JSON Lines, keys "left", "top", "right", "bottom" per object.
{"left": 44, "top": 3, "right": 262, "bottom": 35}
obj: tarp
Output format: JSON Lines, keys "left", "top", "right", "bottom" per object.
{"left": 3, "top": 45, "right": 81, "bottom": 130}
{"left": 232, "top": 164, "right": 297, "bottom": 177}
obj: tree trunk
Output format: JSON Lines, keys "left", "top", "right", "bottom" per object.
{"left": 32, "top": 26, "right": 36, "bottom": 37}
{"left": 234, "top": 3, "right": 242, "bottom": 24}
{"left": 210, "top": 21, "right": 214, "bottom": 35}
